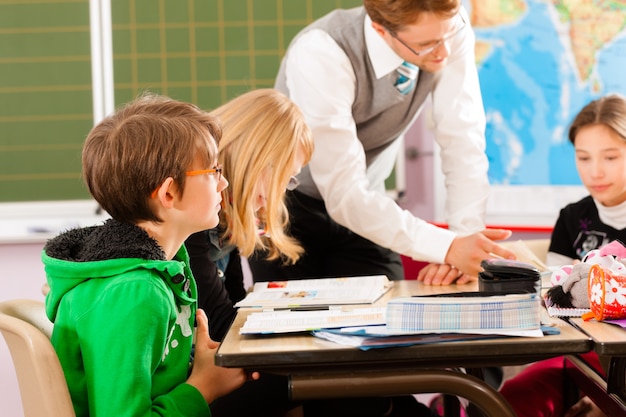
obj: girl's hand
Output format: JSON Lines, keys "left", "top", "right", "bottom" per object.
{"left": 563, "top": 396, "right": 606, "bottom": 417}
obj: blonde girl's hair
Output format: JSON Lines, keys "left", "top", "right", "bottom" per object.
{"left": 569, "top": 94, "right": 626, "bottom": 145}
{"left": 213, "top": 89, "right": 314, "bottom": 263}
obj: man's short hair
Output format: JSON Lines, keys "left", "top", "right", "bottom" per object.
{"left": 364, "top": 0, "right": 459, "bottom": 32}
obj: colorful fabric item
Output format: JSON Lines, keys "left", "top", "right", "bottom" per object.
{"left": 548, "top": 240, "right": 626, "bottom": 312}
{"left": 587, "top": 263, "right": 626, "bottom": 320}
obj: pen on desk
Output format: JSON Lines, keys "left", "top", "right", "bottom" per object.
{"left": 272, "top": 306, "right": 331, "bottom": 312}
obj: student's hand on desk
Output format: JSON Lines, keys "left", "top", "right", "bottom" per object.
{"left": 417, "top": 263, "right": 475, "bottom": 285}
{"left": 187, "top": 309, "right": 259, "bottom": 404}
{"left": 444, "top": 229, "right": 516, "bottom": 278}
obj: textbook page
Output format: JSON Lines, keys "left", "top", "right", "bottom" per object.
{"left": 504, "top": 240, "right": 550, "bottom": 272}
{"left": 239, "top": 307, "right": 386, "bottom": 334}
{"left": 235, "top": 275, "right": 393, "bottom": 308}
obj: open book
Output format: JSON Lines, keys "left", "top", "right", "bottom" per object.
{"left": 239, "top": 307, "right": 386, "bottom": 334}
{"left": 234, "top": 275, "right": 393, "bottom": 309}
{"left": 238, "top": 291, "right": 542, "bottom": 336}
{"left": 501, "top": 239, "right": 550, "bottom": 272}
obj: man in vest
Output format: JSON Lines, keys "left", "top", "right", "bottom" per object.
{"left": 250, "top": 0, "right": 516, "bottom": 285}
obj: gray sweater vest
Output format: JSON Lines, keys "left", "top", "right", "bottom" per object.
{"left": 276, "top": 7, "right": 436, "bottom": 199}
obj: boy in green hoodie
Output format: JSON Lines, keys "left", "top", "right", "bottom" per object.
{"left": 42, "top": 93, "right": 254, "bottom": 417}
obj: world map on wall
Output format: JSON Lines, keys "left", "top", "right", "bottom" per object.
{"left": 466, "top": 0, "right": 626, "bottom": 185}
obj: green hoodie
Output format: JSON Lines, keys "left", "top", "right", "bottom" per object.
{"left": 43, "top": 219, "right": 211, "bottom": 417}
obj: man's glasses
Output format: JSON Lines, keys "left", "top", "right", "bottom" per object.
{"left": 286, "top": 176, "right": 300, "bottom": 191}
{"left": 388, "top": 13, "right": 466, "bottom": 57}
{"left": 186, "top": 164, "right": 223, "bottom": 182}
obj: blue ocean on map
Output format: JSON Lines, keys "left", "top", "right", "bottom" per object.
{"left": 470, "top": 0, "right": 626, "bottom": 186}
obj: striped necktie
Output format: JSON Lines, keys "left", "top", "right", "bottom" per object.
{"left": 395, "top": 61, "right": 418, "bottom": 95}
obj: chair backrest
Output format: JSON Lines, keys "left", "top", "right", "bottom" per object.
{"left": 0, "top": 299, "right": 75, "bottom": 417}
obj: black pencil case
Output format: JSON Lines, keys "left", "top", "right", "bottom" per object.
{"left": 478, "top": 258, "right": 541, "bottom": 296}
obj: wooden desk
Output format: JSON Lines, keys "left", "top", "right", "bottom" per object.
{"left": 566, "top": 318, "right": 626, "bottom": 415}
{"left": 569, "top": 318, "right": 626, "bottom": 356}
{"left": 216, "top": 281, "right": 592, "bottom": 417}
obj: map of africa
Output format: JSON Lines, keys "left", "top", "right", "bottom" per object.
{"left": 467, "top": 0, "right": 626, "bottom": 185}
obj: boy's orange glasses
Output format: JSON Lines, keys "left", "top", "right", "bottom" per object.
{"left": 186, "top": 165, "right": 222, "bottom": 182}
{"left": 151, "top": 165, "right": 223, "bottom": 198}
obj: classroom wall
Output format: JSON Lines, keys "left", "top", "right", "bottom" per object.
{"left": 1, "top": 0, "right": 364, "bottom": 204}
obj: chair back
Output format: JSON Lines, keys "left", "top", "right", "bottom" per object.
{"left": 0, "top": 299, "right": 75, "bottom": 417}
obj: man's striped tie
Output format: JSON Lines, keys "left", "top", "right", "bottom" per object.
{"left": 395, "top": 61, "right": 418, "bottom": 95}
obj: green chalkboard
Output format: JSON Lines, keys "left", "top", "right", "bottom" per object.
{"left": 0, "top": 0, "right": 362, "bottom": 203}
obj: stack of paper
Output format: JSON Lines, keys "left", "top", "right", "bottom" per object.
{"left": 313, "top": 330, "right": 512, "bottom": 350}
{"left": 386, "top": 292, "right": 541, "bottom": 333}
{"left": 311, "top": 325, "right": 546, "bottom": 350}
{"left": 234, "top": 275, "right": 392, "bottom": 308}
{"left": 239, "top": 307, "right": 386, "bottom": 334}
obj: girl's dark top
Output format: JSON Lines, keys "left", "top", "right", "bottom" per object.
{"left": 185, "top": 229, "right": 246, "bottom": 342}
{"left": 185, "top": 230, "right": 298, "bottom": 417}
{"left": 549, "top": 195, "right": 626, "bottom": 261}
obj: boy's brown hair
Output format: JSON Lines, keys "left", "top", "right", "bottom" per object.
{"left": 364, "top": 0, "right": 460, "bottom": 32}
{"left": 82, "top": 92, "right": 221, "bottom": 224}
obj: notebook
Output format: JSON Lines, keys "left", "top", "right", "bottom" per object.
{"left": 386, "top": 292, "right": 541, "bottom": 333}
{"left": 234, "top": 275, "right": 393, "bottom": 308}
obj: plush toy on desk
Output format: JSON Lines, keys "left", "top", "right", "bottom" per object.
{"left": 545, "top": 240, "right": 626, "bottom": 310}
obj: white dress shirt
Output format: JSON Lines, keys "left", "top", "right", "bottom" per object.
{"left": 283, "top": 7, "right": 489, "bottom": 264}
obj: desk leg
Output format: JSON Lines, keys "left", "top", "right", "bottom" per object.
{"left": 288, "top": 369, "right": 515, "bottom": 417}
{"left": 608, "top": 356, "right": 626, "bottom": 400}
{"left": 566, "top": 355, "right": 626, "bottom": 416}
